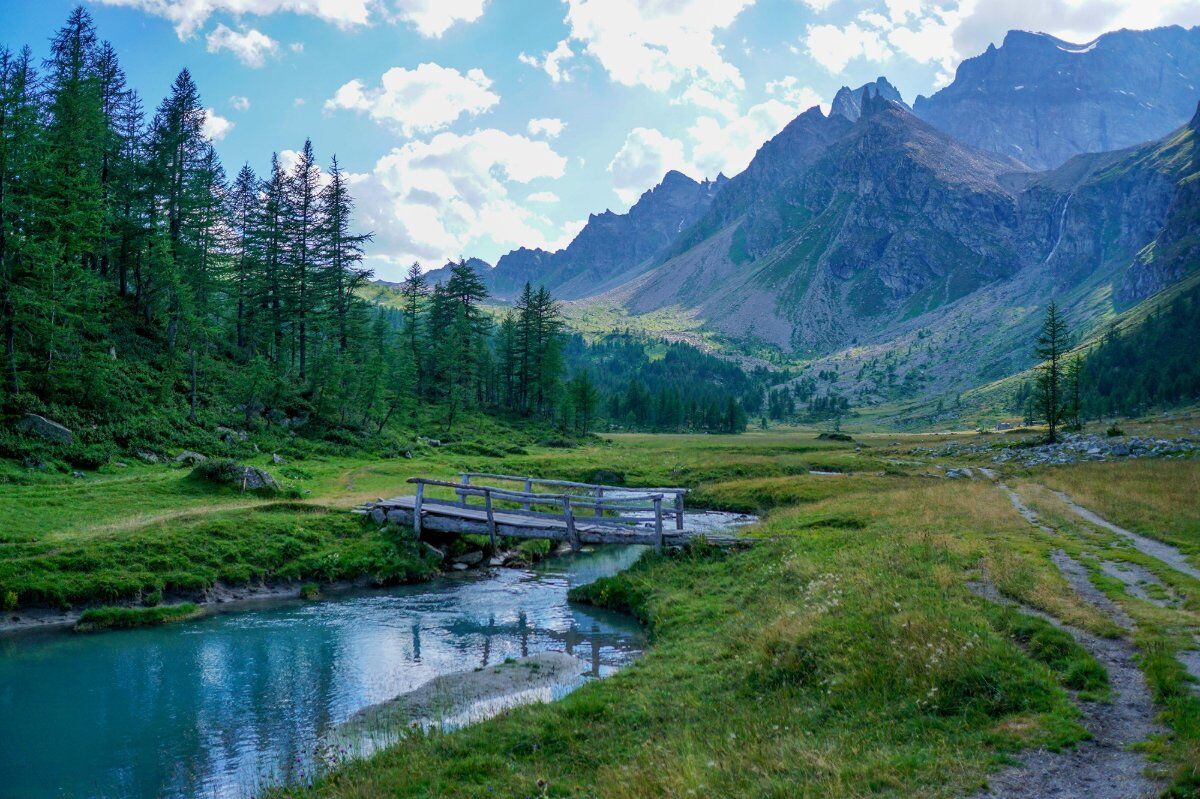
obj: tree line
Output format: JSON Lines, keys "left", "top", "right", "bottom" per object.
{"left": 0, "top": 8, "right": 585, "bottom": 455}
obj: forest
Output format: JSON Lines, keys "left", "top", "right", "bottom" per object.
{"left": 0, "top": 9, "right": 608, "bottom": 469}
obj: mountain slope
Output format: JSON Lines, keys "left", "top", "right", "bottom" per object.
{"left": 619, "top": 97, "right": 1200, "bottom": 399}
{"left": 914, "top": 26, "right": 1200, "bottom": 170}
{"left": 831, "top": 77, "right": 906, "bottom": 121}
{"left": 485, "top": 170, "right": 726, "bottom": 300}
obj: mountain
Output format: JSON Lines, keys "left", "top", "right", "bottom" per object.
{"left": 830, "top": 77, "right": 906, "bottom": 121}
{"left": 420, "top": 257, "right": 492, "bottom": 288}
{"left": 619, "top": 95, "right": 1200, "bottom": 396}
{"left": 914, "top": 26, "right": 1200, "bottom": 169}
{"left": 485, "top": 170, "right": 727, "bottom": 299}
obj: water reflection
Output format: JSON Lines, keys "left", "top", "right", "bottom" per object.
{"left": 0, "top": 546, "right": 647, "bottom": 799}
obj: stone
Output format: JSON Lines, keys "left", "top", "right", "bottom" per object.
{"left": 453, "top": 550, "right": 485, "bottom": 567}
{"left": 174, "top": 451, "right": 207, "bottom": 466}
{"left": 15, "top": 413, "right": 73, "bottom": 444}
{"left": 136, "top": 450, "right": 161, "bottom": 464}
{"left": 421, "top": 543, "right": 445, "bottom": 562}
{"left": 451, "top": 563, "right": 469, "bottom": 571}
{"left": 72, "top": 471, "right": 85, "bottom": 479}
{"left": 216, "top": 426, "right": 249, "bottom": 444}
{"left": 272, "top": 453, "right": 285, "bottom": 465}
{"left": 195, "top": 461, "right": 278, "bottom": 492}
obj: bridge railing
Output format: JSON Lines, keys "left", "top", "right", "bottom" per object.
{"left": 457, "top": 472, "right": 687, "bottom": 530}
{"left": 405, "top": 477, "right": 671, "bottom": 549}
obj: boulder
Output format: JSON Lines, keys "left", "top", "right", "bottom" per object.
{"left": 193, "top": 460, "right": 278, "bottom": 492}
{"left": 453, "top": 550, "right": 485, "bottom": 567}
{"left": 216, "top": 426, "right": 249, "bottom": 444}
{"left": 272, "top": 453, "right": 285, "bottom": 465}
{"left": 15, "top": 413, "right": 73, "bottom": 444}
{"left": 136, "top": 450, "right": 161, "bottom": 464}
{"left": 174, "top": 451, "right": 208, "bottom": 466}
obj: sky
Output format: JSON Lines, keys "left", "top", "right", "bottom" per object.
{"left": 2, "top": 0, "right": 1198, "bottom": 281}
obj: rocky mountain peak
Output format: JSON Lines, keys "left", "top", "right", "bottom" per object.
{"left": 914, "top": 24, "right": 1200, "bottom": 169}
{"left": 831, "top": 77, "right": 906, "bottom": 121}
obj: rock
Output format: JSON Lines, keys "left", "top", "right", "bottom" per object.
{"left": 194, "top": 460, "right": 278, "bottom": 492}
{"left": 451, "top": 563, "right": 469, "bottom": 571}
{"left": 371, "top": 508, "right": 387, "bottom": 526}
{"left": 15, "top": 413, "right": 73, "bottom": 444}
{"left": 488, "top": 557, "right": 505, "bottom": 567}
{"left": 216, "top": 426, "right": 248, "bottom": 444}
{"left": 453, "top": 550, "right": 485, "bottom": 567}
{"left": 418, "top": 437, "right": 442, "bottom": 447}
{"left": 174, "top": 451, "right": 207, "bottom": 466}
{"left": 272, "top": 453, "right": 285, "bottom": 465}
{"left": 22, "top": 456, "right": 47, "bottom": 470}
{"left": 71, "top": 471, "right": 85, "bottom": 479}
{"left": 135, "top": 450, "right": 161, "bottom": 464}
{"left": 421, "top": 543, "right": 445, "bottom": 562}
{"left": 402, "top": 450, "right": 414, "bottom": 459}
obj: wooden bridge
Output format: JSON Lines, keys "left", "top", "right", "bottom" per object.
{"left": 356, "top": 472, "right": 746, "bottom": 550}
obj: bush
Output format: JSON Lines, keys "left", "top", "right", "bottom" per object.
{"left": 1107, "top": 424, "right": 1125, "bottom": 437}
{"left": 142, "top": 589, "right": 162, "bottom": 607}
{"left": 300, "top": 582, "right": 320, "bottom": 600}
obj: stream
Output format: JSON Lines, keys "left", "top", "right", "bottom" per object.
{"left": 0, "top": 546, "right": 649, "bottom": 799}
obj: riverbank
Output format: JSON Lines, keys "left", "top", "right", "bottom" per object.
{"left": 265, "top": 435, "right": 1199, "bottom": 798}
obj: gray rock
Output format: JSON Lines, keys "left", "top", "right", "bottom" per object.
{"left": 451, "top": 562, "right": 469, "bottom": 571}
{"left": 272, "top": 453, "right": 285, "bottom": 465}
{"left": 174, "top": 451, "right": 208, "bottom": 466}
{"left": 15, "top": 413, "right": 73, "bottom": 444}
{"left": 72, "top": 471, "right": 85, "bottom": 479}
{"left": 216, "top": 426, "right": 249, "bottom": 444}
{"left": 453, "top": 550, "right": 485, "bottom": 567}
{"left": 421, "top": 543, "right": 445, "bottom": 562}
{"left": 136, "top": 450, "right": 161, "bottom": 464}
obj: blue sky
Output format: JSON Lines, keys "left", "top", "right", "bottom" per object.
{"left": 3, "top": 0, "right": 1198, "bottom": 281}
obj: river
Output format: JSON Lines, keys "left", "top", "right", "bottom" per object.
{"left": 0, "top": 545, "right": 649, "bottom": 799}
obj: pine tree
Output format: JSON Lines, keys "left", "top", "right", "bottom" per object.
{"left": 318, "top": 155, "right": 372, "bottom": 353}
{"left": 399, "top": 262, "right": 427, "bottom": 397}
{"left": 568, "top": 369, "right": 599, "bottom": 433}
{"left": 1033, "top": 301, "right": 1071, "bottom": 443}
{"left": 285, "top": 139, "right": 322, "bottom": 380}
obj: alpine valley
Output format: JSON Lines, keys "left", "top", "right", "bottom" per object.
{"left": 412, "top": 24, "right": 1200, "bottom": 421}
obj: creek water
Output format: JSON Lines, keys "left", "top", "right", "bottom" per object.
{"left": 0, "top": 546, "right": 650, "bottom": 799}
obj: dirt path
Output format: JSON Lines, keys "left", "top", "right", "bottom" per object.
{"left": 965, "top": 476, "right": 1166, "bottom": 798}
{"left": 1051, "top": 491, "right": 1200, "bottom": 582}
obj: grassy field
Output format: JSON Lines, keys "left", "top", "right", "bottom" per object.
{"left": 3, "top": 428, "right": 1198, "bottom": 796}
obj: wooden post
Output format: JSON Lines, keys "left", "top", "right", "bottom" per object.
{"left": 484, "top": 490, "right": 497, "bottom": 552}
{"left": 594, "top": 485, "right": 603, "bottom": 517}
{"left": 654, "top": 497, "right": 664, "bottom": 551}
{"left": 457, "top": 473, "right": 471, "bottom": 507}
{"left": 523, "top": 477, "right": 533, "bottom": 511}
{"left": 674, "top": 492, "right": 685, "bottom": 530}
{"left": 563, "top": 497, "right": 580, "bottom": 552}
{"left": 413, "top": 482, "right": 425, "bottom": 538}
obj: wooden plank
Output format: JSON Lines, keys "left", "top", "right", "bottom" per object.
{"left": 484, "top": 492, "right": 496, "bottom": 551}
{"left": 674, "top": 494, "right": 685, "bottom": 531}
{"left": 654, "top": 497, "right": 664, "bottom": 551}
{"left": 461, "top": 472, "right": 689, "bottom": 495}
{"left": 563, "top": 497, "right": 580, "bottom": 552}
{"left": 413, "top": 482, "right": 424, "bottom": 537}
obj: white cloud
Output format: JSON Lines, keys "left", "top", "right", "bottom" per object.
{"left": 544, "top": 218, "right": 587, "bottom": 251}
{"left": 201, "top": 108, "right": 233, "bottom": 141}
{"left": 805, "top": 20, "right": 892, "bottom": 72}
{"left": 289, "top": 41, "right": 304, "bottom": 53}
{"left": 205, "top": 24, "right": 279, "bottom": 67}
{"left": 519, "top": 39, "right": 575, "bottom": 82}
{"left": 229, "top": 95, "right": 251, "bottom": 111}
{"left": 527, "top": 190, "right": 560, "bottom": 202}
{"left": 353, "top": 130, "right": 569, "bottom": 270}
{"left": 527, "top": 117, "right": 566, "bottom": 138}
{"left": 294, "top": 97, "right": 306, "bottom": 107}
{"left": 797, "top": 1, "right": 1200, "bottom": 87}
{"left": 690, "top": 94, "right": 820, "bottom": 177}
{"left": 325, "top": 63, "right": 499, "bottom": 137}
{"left": 798, "top": 0, "right": 840, "bottom": 10}
{"left": 390, "top": 0, "right": 487, "bottom": 37}
{"left": 608, "top": 127, "right": 696, "bottom": 205}
{"left": 765, "top": 76, "right": 825, "bottom": 110}
{"left": 95, "top": 0, "right": 484, "bottom": 39}
{"left": 558, "top": 0, "right": 755, "bottom": 111}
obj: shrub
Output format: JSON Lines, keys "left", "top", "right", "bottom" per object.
{"left": 300, "top": 582, "right": 321, "bottom": 600}
{"left": 1106, "top": 424, "right": 1125, "bottom": 437}
{"left": 142, "top": 589, "right": 162, "bottom": 607}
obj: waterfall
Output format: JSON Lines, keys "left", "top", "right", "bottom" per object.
{"left": 1044, "top": 192, "right": 1073, "bottom": 265}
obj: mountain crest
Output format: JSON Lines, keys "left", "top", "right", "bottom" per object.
{"left": 831, "top": 77, "right": 905, "bottom": 121}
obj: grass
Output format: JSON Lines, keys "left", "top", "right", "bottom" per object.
{"left": 1036, "top": 459, "right": 1200, "bottom": 558}
{"left": 0, "top": 503, "right": 437, "bottom": 608}
{"left": 262, "top": 459, "right": 1136, "bottom": 799}
{"left": 5, "top": 426, "right": 1197, "bottom": 795}
{"left": 74, "top": 602, "right": 201, "bottom": 632}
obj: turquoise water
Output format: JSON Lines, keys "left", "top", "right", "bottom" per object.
{"left": 0, "top": 547, "right": 647, "bottom": 799}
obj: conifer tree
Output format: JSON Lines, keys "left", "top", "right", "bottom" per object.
{"left": 1033, "top": 301, "right": 1071, "bottom": 443}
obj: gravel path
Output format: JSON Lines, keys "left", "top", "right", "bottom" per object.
{"left": 1052, "top": 491, "right": 1200, "bottom": 582}
{"left": 965, "top": 480, "right": 1167, "bottom": 798}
